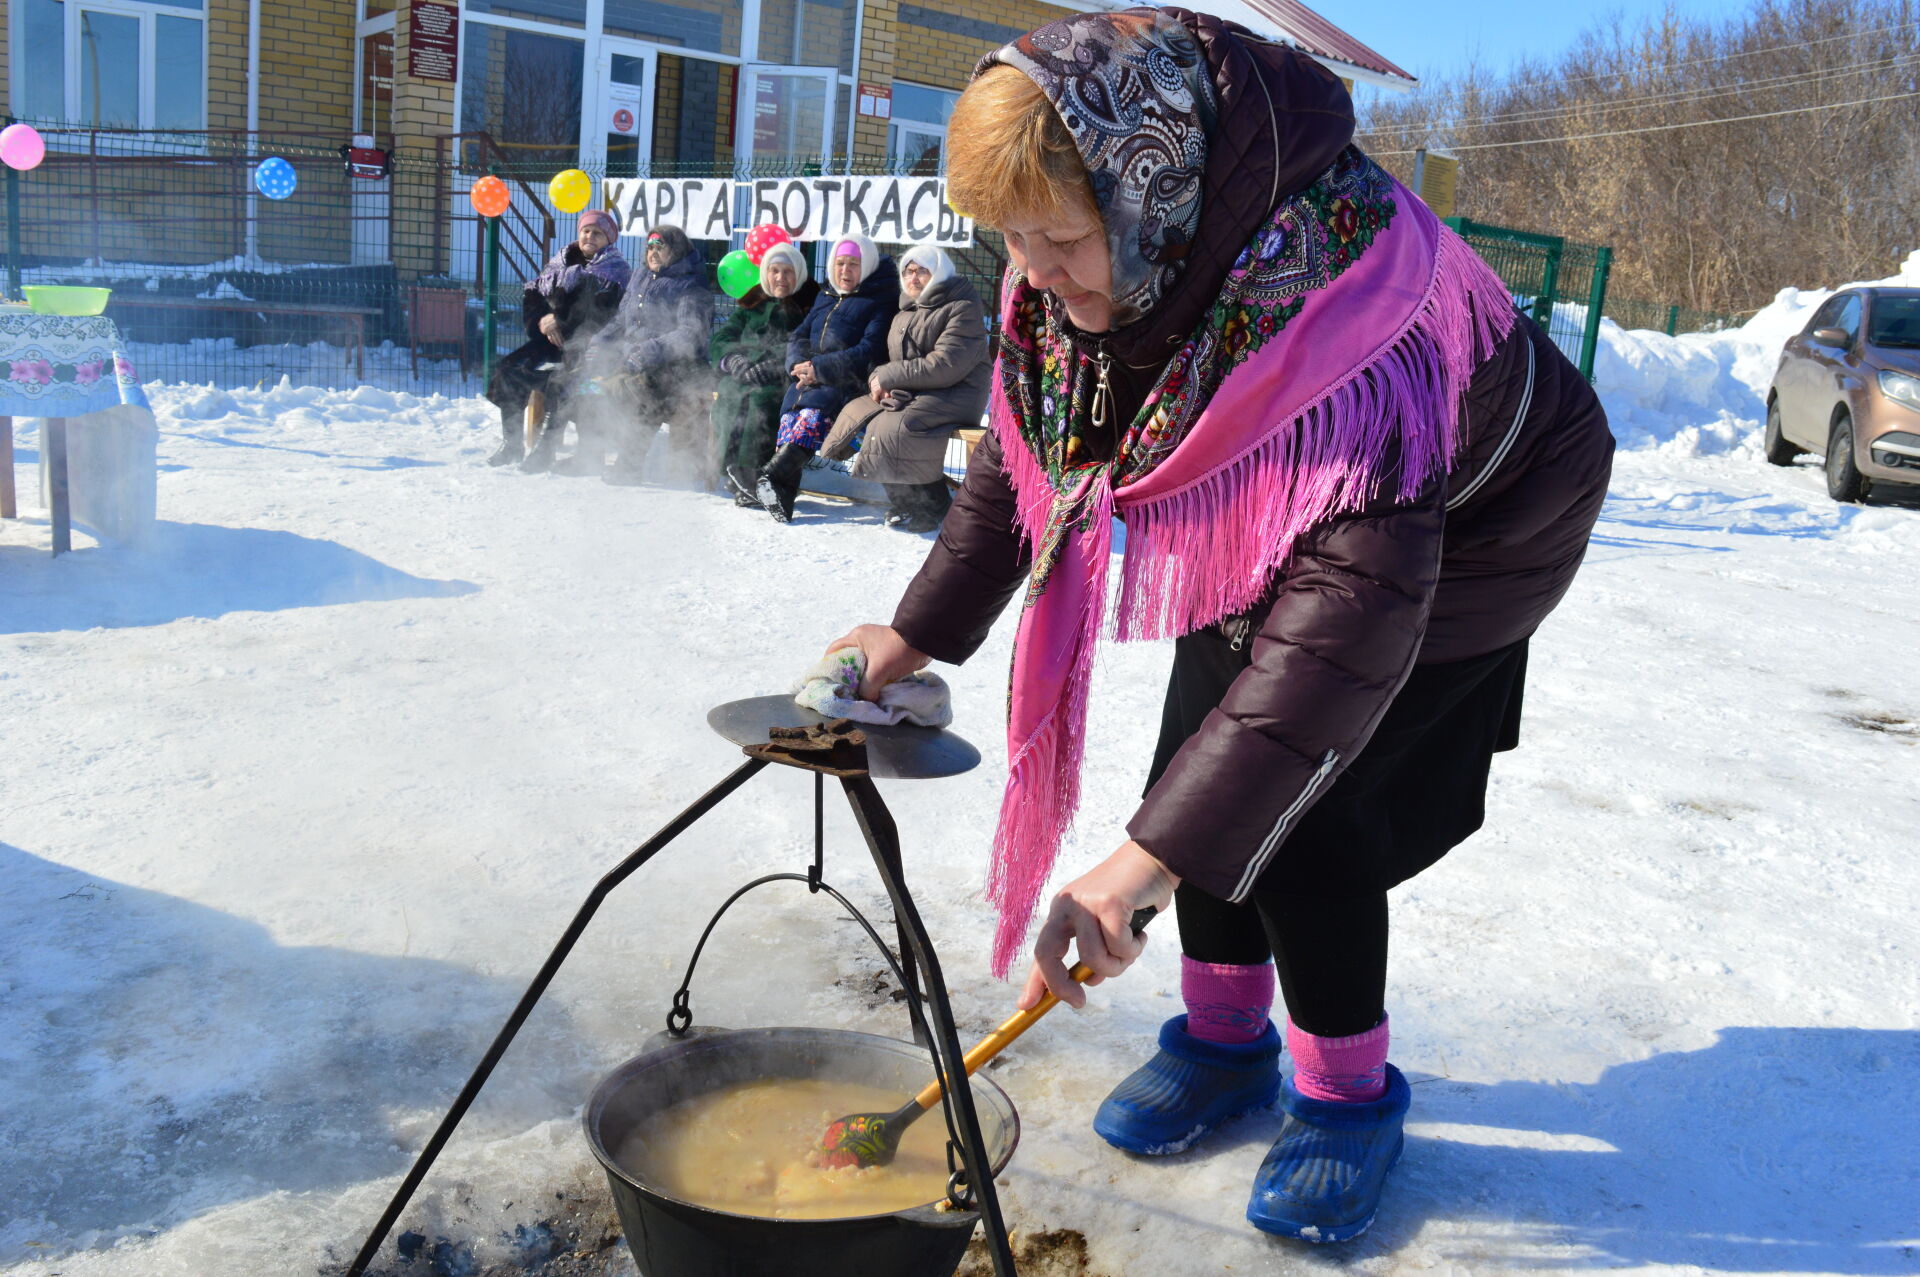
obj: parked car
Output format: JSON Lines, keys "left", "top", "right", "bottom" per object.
{"left": 1766, "top": 286, "right": 1920, "bottom": 501}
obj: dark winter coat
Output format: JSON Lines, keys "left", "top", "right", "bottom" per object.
{"left": 522, "top": 243, "right": 631, "bottom": 349}
{"left": 782, "top": 258, "right": 901, "bottom": 419}
{"left": 887, "top": 11, "right": 1615, "bottom": 903}
{"left": 822, "top": 273, "right": 991, "bottom": 484}
{"left": 593, "top": 243, "right": 713, "bottom": 378}
{"left": 711, "top": 280, "right": 821, "bottom": 431}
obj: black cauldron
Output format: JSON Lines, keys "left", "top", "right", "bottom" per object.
{"left": 584, "top": 1027, "right": 1020, "bottom": 1277}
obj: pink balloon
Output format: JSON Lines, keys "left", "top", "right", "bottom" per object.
{"left": 0, "top": 124, "right": 45, "bottom": 171}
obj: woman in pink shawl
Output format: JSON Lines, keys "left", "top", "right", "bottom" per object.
{"left": 829, "top": 7, "right": 1612, "bottom": 1242}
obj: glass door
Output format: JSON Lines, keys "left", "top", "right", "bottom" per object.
{"left": 734, "top": 65, "right": 836, "bottom": 169}
{"left": 588, "top": 44, "right": 656, "bottom": 178}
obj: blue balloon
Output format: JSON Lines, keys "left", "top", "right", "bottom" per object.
{"left": 254, "top": 156, "right": 298, "bottom": 201}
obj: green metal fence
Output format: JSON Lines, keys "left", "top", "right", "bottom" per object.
{"left": 1444, "top": 217, "right": 1613, "bottom": 382}
{"left": 0, "top": 121, "right": 1007, "bottom": 397}
{"left": 1603, "top": 295, "right": 1749, "bottom": 337}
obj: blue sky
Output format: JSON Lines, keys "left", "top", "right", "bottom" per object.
{"left": 1203, "top": 0, "right": 1763, "bottom": 98}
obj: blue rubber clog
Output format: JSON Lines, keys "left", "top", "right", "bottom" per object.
{"left": 1093, "top": 1014, "right": 1283, "bottom": 1156}
{"left": 1245, "top": 1062, "right": 1410, "bottom": 1242}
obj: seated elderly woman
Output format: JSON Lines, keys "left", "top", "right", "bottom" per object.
{"left": 820, "top": 243, "right": 989, "bottom": 532}
{"left": 710, "top": 242, "right": 821, "bottom": 506}
{"left": 755, "top": 233, "right": 899, "bottom": 523}
{"left": 569, "top": 224, "right": 713, "bottom": 484}
{"left": 486, "top": 209, "right": 630, "bottom": 471}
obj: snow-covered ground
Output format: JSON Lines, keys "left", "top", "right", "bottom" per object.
{"left": 3, "top": 256, "right": 1917, "bottom": 1277}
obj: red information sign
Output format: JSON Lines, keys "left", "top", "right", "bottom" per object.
{"left": 409, "top": 0, "right": 459, "bottom": 83}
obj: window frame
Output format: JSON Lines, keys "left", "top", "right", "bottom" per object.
{"left": 40, "top": 0, "right": 208, "bottom": 133}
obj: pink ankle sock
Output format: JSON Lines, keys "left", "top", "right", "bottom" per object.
{"left": 1180, "top": 956, "right": 1275, "bottom": 1044}
{"left": 1287, "top": 1016, "right": 1390, "bottom": 1102}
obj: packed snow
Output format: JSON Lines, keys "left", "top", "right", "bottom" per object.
{"left": 3, "top": 255, "right": 1917, "bottom": 1277}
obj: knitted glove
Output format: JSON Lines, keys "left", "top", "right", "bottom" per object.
{"left": 717, "top": 353, "right": 751, "bottom": 378}
{"left": 741, "top": 356, "right": 786, "bottom": 387}
{"left": 881, "top": 389, "right": 914, "bottom": 412}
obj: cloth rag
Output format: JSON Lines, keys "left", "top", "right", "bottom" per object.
{"left": 795, "top": 649, "right": 952, "bottom": 728}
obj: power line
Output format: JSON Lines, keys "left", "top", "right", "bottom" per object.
{"left": 1413, "top": 16, "right": 1920, "bottom": 96}
{"left": 1367, "top": 87, "right": 1920, "bottom": 154}
{"left": 1358, "top": 49, "right": 1919, "bottom": 135}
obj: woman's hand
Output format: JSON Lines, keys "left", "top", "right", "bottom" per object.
{"left": 869, "top": 373, "right": 887, "bottom": 403}
{"left": 538, "top": 313, "right": 563, "bottom": 346}
{"left": 824, "top": 624, "right": 930, "bottom": 701}
{"left": 792, "top": 360, "right": 817, "bottom": 387}
{"left": 1018, "top": 841, "right": 1179, "bottom": 1011}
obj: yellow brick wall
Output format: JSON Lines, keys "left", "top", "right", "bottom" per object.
{"left": 258, "top": 0, "right": 357, "bottom": 141}
{"left": 208, "top": 0, "right": 251, "bottom": 134}
{"left": 854, "top": 0, "right": 1078, "bottom": 158}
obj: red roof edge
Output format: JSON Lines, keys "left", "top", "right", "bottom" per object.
{"left": 1239, "top": 0, "right": 1417, "bottom": 83}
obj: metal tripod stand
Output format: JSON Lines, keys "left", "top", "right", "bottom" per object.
{"left": 342, "top": 696, "right": 1018, "bottom": 1277}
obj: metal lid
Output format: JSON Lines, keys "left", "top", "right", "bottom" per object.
{"left": 707, "top": 695, "right": 981, "bottom": 780}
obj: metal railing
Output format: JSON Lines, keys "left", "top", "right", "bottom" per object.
{"left": 0, "top": 124, "right": 1009, "bottom": 396}
{"left": 1445, "top": 217, "right": 1613, "bottom": 381}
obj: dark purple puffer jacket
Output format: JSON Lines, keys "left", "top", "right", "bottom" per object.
{"left": 888, "top": 12, "right": 1615, "bottom": 902}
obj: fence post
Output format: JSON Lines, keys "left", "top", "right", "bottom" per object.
{"left": 1665, "top": 304, "right": 1679, "bottom": 337}
{"left": 4, "top": 153, "right": 19, "bottom": 301}
{"left": 1578, "top": 245, "right": 1613, "bottom": 383}
{"left": 481, "top": 215, "right": 500, "bottom": 391}
{"left": 1534, "top": 237, "right": 1561, "bottom": 331}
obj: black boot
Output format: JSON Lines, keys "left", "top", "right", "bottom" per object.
{"left": 755, "top": 444, "right": 812, "bottom": 523}
{"left": 724, "top": 464, "right": 760, "bottom": 508}
{"left": 486, "top": 409, "right": 524, "bottom": 467}
{"left": 518, "top": 421, "right": 560, "bottom": 474}
{"left": 882, "top": 483, "right": 917, "bottom": 528}
{"left": 890, "top": 480, "right": 952, "bottom": 533}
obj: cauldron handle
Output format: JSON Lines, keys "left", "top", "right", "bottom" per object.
{"left": 662, "top": 871, "right": 929, "bottom": 1046}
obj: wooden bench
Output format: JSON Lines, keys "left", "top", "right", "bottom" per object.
{"left": 946, "top": 426, "right": 986, "bottom": 490}
{"left": 108, "top": 295, "right": 383, "bottom": 381}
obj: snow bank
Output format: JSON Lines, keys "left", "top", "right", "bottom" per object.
{"left": 1591, "top": 247, "right": 1920, "bottom": 454}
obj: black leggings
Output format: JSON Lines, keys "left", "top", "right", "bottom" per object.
{"left": 1174, "top": 882, "right": 1387, "bottom": 1039}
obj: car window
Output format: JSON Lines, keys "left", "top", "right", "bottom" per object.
{"left": 1834, "top": 294, "right": 1862, "bottom": 342}
{"left": 1868, "top": 295, "right": 1920, "bottom": 348}
{"left": 1806, "top": 295, "right": 1848, "bottom": 332}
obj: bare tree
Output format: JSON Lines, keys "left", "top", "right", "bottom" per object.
{"left": 1359, "top": 0, "right": 1920, "bottom": 314}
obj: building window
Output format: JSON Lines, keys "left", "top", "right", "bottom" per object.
{"left": 458, "top": 22, "right": 585, "bottom": 171}
{"left": 888, "top": 82, "right": 957, "bottom": 174}
{"left": 464, "top": 0, "right": 588, "bottom": 30}
{"left": 13, "top": 0, "right": 206, "bottom": 130}
{"left": 650, "top": 54, "right": 734, "bottom": 172}
{"left": 758, "top": 0, "right": 856, "bottom": 76}
{"left": 604, "top": 0, "right": 739, "bottom": 56}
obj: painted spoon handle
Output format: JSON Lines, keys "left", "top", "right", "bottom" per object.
{"left": 909, "top": 906, "right": 1157, "bottom": 1112}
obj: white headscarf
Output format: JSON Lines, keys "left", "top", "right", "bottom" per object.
{"left": 900, "top": 244, "right": 956, "bottom": 303}
{"left": 759, "top": 241, "right": 811, "bottom": 290}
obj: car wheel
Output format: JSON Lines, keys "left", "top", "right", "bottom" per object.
{"left": 1825, "top": 412, "right": 1868, "bottom": 503}
{"left": 1764, "top": 398, "right": 1802, "bottom": 465}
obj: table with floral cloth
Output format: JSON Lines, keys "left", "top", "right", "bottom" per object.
{"left": 0, "top": 311, "right": 157, "bottom": 555}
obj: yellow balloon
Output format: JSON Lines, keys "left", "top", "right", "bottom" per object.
{"left": 548, "top": 168, "right": 592, "bottom": 214}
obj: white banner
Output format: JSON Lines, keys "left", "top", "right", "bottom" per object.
{"left": 606, "top": 179, "right": 735, "bottom": 242}
{"left": 603, "top": 176, "right": 973, "bottom": 248}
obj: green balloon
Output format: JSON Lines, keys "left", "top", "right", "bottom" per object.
{"left": 717, "top": 249, "right": 760, "bottom": 300}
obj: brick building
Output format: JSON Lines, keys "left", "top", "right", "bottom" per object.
{"left": 0, "top": 0, "right": 1413, "bottom": 278}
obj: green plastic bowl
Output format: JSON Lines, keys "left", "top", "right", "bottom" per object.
{"left": 22, "top": 286, "right": 113, "bottom": 316}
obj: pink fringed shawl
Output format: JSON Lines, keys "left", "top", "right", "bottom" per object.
{"left": 983, "top": 160, "right": 1516, "bottom": 975}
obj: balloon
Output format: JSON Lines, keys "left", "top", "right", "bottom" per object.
{"left": 716, "top": 250, "right": 761, "bottom": 300}
{"left": 0, "top": 124, "right": 45, "bottom": 171}
{"left": 743, "top": 222, "right": 792, "bottom": 265}
{"left": 547, "top": 168, "right": 591, "bottom": 214}
{"left": 470, "top": 175, "right": 511, "bottom": 219}
{"left": 253, "top": 156, "right": 297, "bottom": 200}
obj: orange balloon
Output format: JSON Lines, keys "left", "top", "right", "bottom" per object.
{"left": 470, "top": 175, "right": 511, "bottom": 219}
